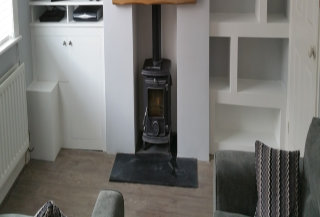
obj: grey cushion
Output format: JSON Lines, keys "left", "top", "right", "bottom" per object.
{"left": 215, "top": 151, "right": 304, "bottom": 217}
{"left": 91, "top": 190, "right": 124, "bottom": 217}
{"left": 214, "top": 210, "right": 250, "bottom": 217}
{"left": 215, "top": 151, "right": 257, "bottom": 216}
{"left": 302, "top": 117, "right": 320, "bottom": 217}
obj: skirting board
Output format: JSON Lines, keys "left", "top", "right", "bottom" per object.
{"left": 0, "top": 155, "right": 26, "bottom": 205}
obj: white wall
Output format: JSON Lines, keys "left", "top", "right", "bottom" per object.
{"left": 177, "top": 0, "right": 210, "bottom": 161}
{"left": 17, "top": 0, "right": 33, "bottom": 85}
{"left": 0, "top": 0, "right": 33, "bottom": 85}
{"left": 104, "top": 2, "right": 136, "bottom": 154}
{"left": 0, "top": 46, "right": 18, "bottom": 77}
{"left": 0, "top": 0, "right": 32, "bottom": 205}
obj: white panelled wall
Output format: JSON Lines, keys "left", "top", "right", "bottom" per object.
{"left": 104, "top": 3, "right": 136, "bottom": 154}
{"left": 177, "top": 0, "right": 210, "bottom": 161}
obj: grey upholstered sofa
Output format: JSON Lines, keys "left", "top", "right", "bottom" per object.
{"left": 214, "top": 117, "right": 320, "bottom": 217}
{"left": 0, "top": 190, "right": 124, "bottom": 217}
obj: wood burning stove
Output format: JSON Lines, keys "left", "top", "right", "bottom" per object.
{"left": 142, "top": 5, "right": 172, "bottom": 151}
{"left": 141, "top": 6, "right": 177, "bottom": 174}
{"left": 142, "top": 59, "right": 171, "bottom": 147}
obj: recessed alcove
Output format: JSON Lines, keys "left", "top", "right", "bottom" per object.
{"left": 134, "top": 4, "right": 177, "bottom": 152}
{"left": 105, "top": 0, "right": 210, "bottom": 160}
{"left": 210, "top": 37, "right": 230, "bottom": 92}
{"left": 213, "top": 104, "right": 281, "bottom": 152}
{"left": 210, "top": 0, "right": 256, "bottom": 14}
{"left": 267, "top": 0, "right": 289, "bottom": 23}
{"left": 210, "top": 0, "right": 258, "bottom": 23}
{"left": 238, "top": 37, "right": 288, "bottom": 100}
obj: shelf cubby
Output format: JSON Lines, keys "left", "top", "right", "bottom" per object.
{"left": 210, "top": 37, "right": 230, "bottom": 93}
{"left": 210, "top": 0, "right": 258, "bottom": 24}
{"left": 237, "top": 37, "right": 288, "bottom": 108}
{"left": 31, "top": 5, "right": 67, "bottom": 24}
{"left": 267, "top": 0, "right": 289, "bottom": 23}
{"left": 210, "top": 0, "right": 257, "bottom": 14}
{"left": 213, "top": 104, "right": 281, "bottom": 152}
{"left": 210, "top": 0, "right": 289, "bottom": 37}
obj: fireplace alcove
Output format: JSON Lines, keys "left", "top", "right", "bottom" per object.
{"left": 113, "top": 0, "right": 197, "bottom": 172}
{"left": 136, "top": 5, "right": 174, "bottom": 155}
{"left": 105, "top": 0, "right": 209, "bottom": 161}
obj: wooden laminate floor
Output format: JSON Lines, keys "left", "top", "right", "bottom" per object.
{"left": 0, "top": 149, "right": 213, "bottom": 217}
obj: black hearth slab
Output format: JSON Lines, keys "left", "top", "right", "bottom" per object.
{"left": 109, "top": 153, "right": 198, "bottom": 188}
{"left": 142, "top": 58, "right": 171, "bottom": 77}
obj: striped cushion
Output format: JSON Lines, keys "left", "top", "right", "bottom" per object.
{"left": 255, "top": 141, "right": 300, "bottom": 217}
{"left": 34, "top": 201, "right": 66, "bottom": 217}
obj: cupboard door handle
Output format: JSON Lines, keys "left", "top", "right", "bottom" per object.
{"left": 69, "top": 41, "right": 73, "bottom": 46}
{"left": 308, "top": 46, "right": 316, "bottom": 59}
{"left": 63, "top": 41, "right": 67, "bottom": 46}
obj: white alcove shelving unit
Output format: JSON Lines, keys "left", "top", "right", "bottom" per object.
{"left": 28, "top": 0, "right": 106, "bottom": 155}
{"left": 210, "top": 0, "right": 289, "bottom": 153}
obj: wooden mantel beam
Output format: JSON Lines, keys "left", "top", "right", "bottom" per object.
{"left": 113, "top": 0, "right": 196, "bottom": 5}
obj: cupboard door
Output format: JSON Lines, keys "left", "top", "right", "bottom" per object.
{"left": 32, "top": 35, "right": 69, "bottom": 82}
{"left": 59, "top": 34, "right": 105, "bottom": 150}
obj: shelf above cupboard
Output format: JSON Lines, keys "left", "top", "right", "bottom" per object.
{"left": 30, "top": 19, "right": 104, "bottom": 28}
{"left": 210, "top": 13, "right": 289, "bottom": 38}
{"left": 29, "top": 1, "right": 103, "bottom": 6}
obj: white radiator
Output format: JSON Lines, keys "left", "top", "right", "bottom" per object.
{"left": 0, "top": 64, "right": 29, "bottom": 190}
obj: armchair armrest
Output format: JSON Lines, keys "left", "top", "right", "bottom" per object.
{"left": 91, "top": 190, "right": 124, "bottom": 217}
{"left": 215, "top": 151, "right": 257, "bottom": 216}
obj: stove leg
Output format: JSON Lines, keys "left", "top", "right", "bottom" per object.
{"left": 169, "top": 155, "right": 177, "bottom": 176}
{"left": 142, "top": 141, "right": 147, "bottom": 150}
{"left": 168, "top": 133, "right": 177, "bottom": 176}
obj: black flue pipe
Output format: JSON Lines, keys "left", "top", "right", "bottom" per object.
{"left": 152, "top": 5, "right": 161, "bottom": 66}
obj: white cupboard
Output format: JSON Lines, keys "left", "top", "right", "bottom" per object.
{"left": 31, "top": 27, "right": 106, "bottom": 151}
{"left": 29, "top": 0, "right": 106, "bottom": 152}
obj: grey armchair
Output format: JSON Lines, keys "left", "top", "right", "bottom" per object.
{"left": 214, "top": 117, "right": 320, "bottom": 217}
{"left": 91, "top": 190, "right": 124, "bottom": 217}
{"left": 0, "top": 190, "right": 124, "bottom": 217}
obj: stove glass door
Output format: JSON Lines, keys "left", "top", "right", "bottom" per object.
{"left": 148, "top": 88, "right": 164, "bottom": 117}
